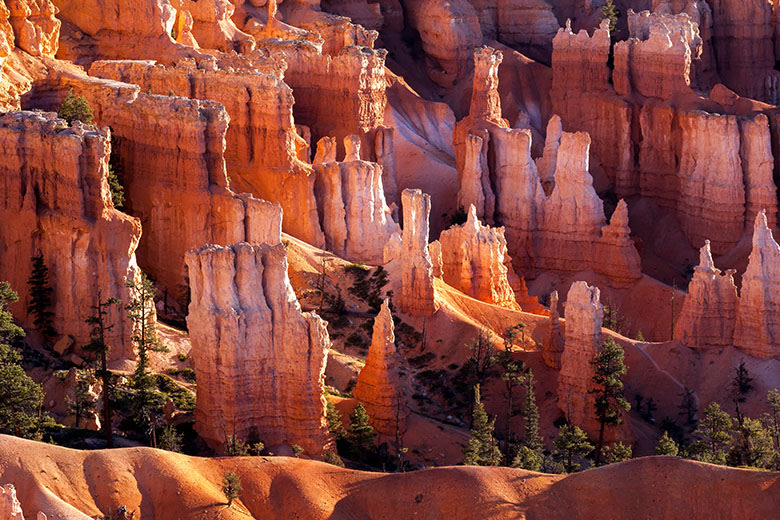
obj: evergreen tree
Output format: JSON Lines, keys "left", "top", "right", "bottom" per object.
{"left": 512, "top": 445, "right": 543, "bottom": 471}
{"left": 600, "top": 0, "right": 619, "bottom": 35}
{"left": 323, "top": 450, "right": 346, "bottom": 467}
{"left": 731, "top": 360, "right": 754, "bottom": 465}
{"left": 84, "top": 291, "right": 120, "bottom": 448}
{"left": 158, "top": 424, "right": 183, "bottom": 453}
{"left": 739, "top": 417, "right": 774, "bottom": 468}
{"left": 497, "top": 350, "right": 523, "bottom": 460}
{"left": 589, "top": 337, "right": 630, "bottom": 465}
{"left": 761, "top": 388, "right": 780, "bottom": 453}
{"left": 463, "top": 384, "right": 502, "bottom": 466}
{"left": 27, "top": 254, "right": 56, "bottom": 340}
{"left": 221, "top": 471, "right": 242, "bottom": 507}
{"left": 655, "top": 431, "right": 679, "bottom": 456}
{"left": 553, "top": 424, "right": 593, "bottom": 472}
{"left": 326, "top": 399, "right": 346, "bottom": 440}
{"left": 66, "top": 369, "right": 97, "bottom": 429}
{"left": 57, "top": 88, "right": 94, "bottom": 125}
{"left": 465, "top": 330, "right": 497, "bottom": 387}
{"left": 0, "top": 282, "right": 45, "bottom": 437}
{"left": 604, "top": 441, "right": 632, "bottom": 463}
{"left": 125, "top": 274, "right": 166, "bottom": 440}
{"left": 678, "top": 386, "right": 698, "bottom": 430}
{"left": 693, "top": 402, "right": 734, "bottom": 465}
{"left": 348, "top": 403, "right": 375, "bottom": 459}
{"left": 522, "top": 368, "right": 542, "bottom": 452}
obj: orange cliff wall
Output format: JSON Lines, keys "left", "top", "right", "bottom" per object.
{"left": 22, "top": 71, "right": 282, "bottom": 313}
{"left": 0, "top": 111, "right": 140, "bottom": 361}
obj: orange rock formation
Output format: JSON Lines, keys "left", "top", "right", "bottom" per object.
{"left": 354, "top": 299, "right": 409, "bottom": 439}
{"left": 399, "top": 189, "right": 437, "bottom": 316}
{"left": 185, "top": 242, "right": 330, "bottom": 455}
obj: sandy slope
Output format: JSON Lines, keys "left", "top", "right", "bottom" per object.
{"left": 0, "top": 435, "right": 777, "bottom": 520}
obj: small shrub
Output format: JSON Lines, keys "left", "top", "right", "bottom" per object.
{"left": 322, "top": 450, "right": 345, "bottom": 467}
{"left": 222, "top": 471, "right": 242, "bottom": 507}
{"left": 177, "top": 352, "right": 187, "bottom": 362}
{"left": 58, "top": 89, "right": 94, "bottom": 125}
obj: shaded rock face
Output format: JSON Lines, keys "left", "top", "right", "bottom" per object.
{"left": 438, "top": 205, "right": 517, "bottom": 308}
{"left": 674, "top": 240, "right": 737, "bottom": 348}
{"left": 312, "top": 136, "right": 400, "bottom": 264}
{"left": 23, "top": 72, "right": 282, "bottom": 313}
{"left": 354, "top": 299, "right": 409, "bottom": 439}
{"left": 0, "top": 484, "right": 24, "bottom": 519}
{"left": 177, "top": 0, "right": 254, "bottom": 53}
{"left": 543, "top": 290, "right": 563, "bottom": 369}
{"left": 735, "top": 211, "right": 780, "bottom": 358}
{"left": 88, "top": 58, "right": 324, "bottom": 247}
{"left": 469, "top": 0, "right": 559, "bottom": 62}
{"left": 186, "top": 242, "right": 331, "bottom": 455}
{"left": 558, "top": 281, "right": 602, "bottom": 435}
{"left": 399, "top": 189, "right": 436, "bottom": 316}
{"left": 0, "top": 111, "right": 141, "bottom": 361}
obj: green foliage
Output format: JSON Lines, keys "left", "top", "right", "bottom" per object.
{"left": 604, "top": 441, "right": 632, "bottom": 463}
{"left": 464, "top": 329, "right": 497, "bottom": 387}
{"left": 553, "top": 424, "right": 593, "bottom": 473}
{"left": 107, "top": 153, "right": 125, "bottom": 209}
{"left": 158, "top": 424, "right": 183, "bottom": 453}
{"left": 348, "top": 403, "right": 375, "bottom": 459}
{"left": 291, "top": 444, "right": 304, "bottom": 457}
{"left": 125, "top": 274, "right": 167, "bottom": 437}
{"left": 167, "top": 367, "right": 196, "bottom": 384}
{"left": 66, "top": 369, "right": 97, "bottom": 429}
{"left": 463, "top": 385, "right": 501, "bottom": 466}
{"left": 222, "top": 471, "right": 242, "bottom": 507}
{"left": 655, "top": 431, "right": 679, "bottom": 456}
{"left": 590, "top": 337, "right": 630, "bottom": 464}
{"left": 225, "top": 433, "right": 250, "bottom": 456}
{"left": 600, "top": 0, "right": 619, "bottom": 35}
{"left": 177, "top": 353, "right": 187, "bottom": 362}
{"left": 0, "top": 283, "right": 45, "bottom": 437}
{"left": 27, "top": 254, "right": 56, "bottom": 339}
{"left": 762, "top": 389, "right": 780, "bottom": 453}
{"left": 634, "top": 330, "right": 645, "bottom": 342}
{"left": 326, "top": 399, "right": 346, "bottom": 440}
{"left": 522, "top": 369, "right": 542, "bottom": 451}
{"left": 511, "top": 444, "right": 543, "bottom": 471}
{"left": 322, "top": 450, "right": 345, "bottom": 467}
{"left": 57, "top": 88, "right": 94, "bottom": 125}
{"left": 692, "top": 402, "right": 734, "bottom": 465}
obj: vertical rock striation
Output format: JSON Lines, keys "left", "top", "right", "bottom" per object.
{"left": 186, "top": 242, "right": 331, "bottom": 455}
{"left": 543, "top": 289, "right": 564, "bottom": 369}
{"left": 354, "top": 299, "right": 409, "bottom": 439}
{"left": 399, "top": 189, "right": 436, "bottom": 316}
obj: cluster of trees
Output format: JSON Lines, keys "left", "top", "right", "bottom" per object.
{"left": 462, "top": 329, "right": 633, "bottom": 473}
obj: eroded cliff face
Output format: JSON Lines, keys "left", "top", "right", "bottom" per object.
{"left": 735, "top": 211, "right": 780, "bottom": 358}
{"left": 674, "top": 240, "right": 738, "bottom": 348}
{"left": 186, "top": 242, "right": 331, "bottom": 455}
{"left": 438, "top": 205, "right": 517, "bottom": 308}
{"left": 354, "top": 299, "right": 409, "bottom": 439}
{"left": 312, "top": 135, "right": 400, "bottom": 264}
{"left": 23, "top": 71, "right": 282, "bottom": 313}
{"left": 558, "top": 281, "right": 602, "bottom": 435}
{"left": 0, "top": 484, "right": 24, "bottom": 520}
{"left": 399, "top": 189, "right": 437, "bottom": 316}
{"left": 0, "top": 111, "right": 140, "bottom": 361}
{"left": 543, "top": 289, "right": 563, "bottom": 369}
{"left": 88, "top": 58, "right": 324, "bottom": 247}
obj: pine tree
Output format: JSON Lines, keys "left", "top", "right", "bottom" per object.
{"left": 604, "top": 441, "right": 632, "bottom": 463}
{"left": 463, "top": 384, "right": 502, "bottom": 466}
{"left": 693, "top": 402, "right": 734, "bottom": 465}
{"left": 0, "top": 282, "right": 45, "bottom": 437}
{"left": 590, "top": 337, "right": 630, "bottom": 465}
{"left": 84, "top": 291, "right": 120, "bottom": 448}
{"left": 498, "top": 350, "right": 523, "bottom": 460}
{"left": 761, "top": 388, "right": 780, "bottom": 453}
{"left": 57, "top": 88, "right": 94, "bottom": 125}
{"left": 522, "top": 368, "right": 542, "bottom": 452}
{"left": 348, "top": 403, "right": 375, "bottom": 459}
{"left": 66, "top": 369, "right": 97, "bottom": 429}
{"left": 553, "top": 424, "right": 593, "bottom": 472}
{"left": 27, "top": 254, "right": 56, "bottom": 340}
{"left": 158, "top": 425, "right": 183, "bottom": 453}
{"left": 222, "top": 471, "right": 242, "bottom": 507}
{"left": 600, "top": 0, "right": 619, "bottom": 35}
{"left": 731, "top": 360, "right": 754, "bottom": 465}
{"left": 655, "top": 431, "right": 679, "bottom": 456}
{"left": 465, "top": 329, "right": 497, "bottom": 387}
{"left": 125, "top": 274, "right": 166, "bottom": 441}
{"left": 326, "top": 399, "right": 346, "bottom": 440}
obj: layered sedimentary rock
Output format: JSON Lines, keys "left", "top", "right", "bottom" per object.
{"left": 354, "top": 299, "right": 409, "bottom": 439}
{"left": 438, "top": 205, "right": 517, "bottom": 308}
{"left": 399, "top": 189, "right": 436, "bottom": 316}
{"left": 734, "top": 211, "right": 780, "bottom": 358}
{"left": 0, "top": 111, "right": 140, "bottom": 361}
{"left": 178, "top": 0, "right": 254, "bottom": 52}
{"left": 312, "top": 136, "right": 399, "bottom": 264}
{"left": 676, "top": 112, "right": 745, "bottom": 253}
{"left": 89, "top": 58, "right": 324, "bottom": 246}
{"left": 404, "top": 0, "right": 482, "bottom": 88}
{"left": 707, "top": 0, "right": 778, "bottom": 103}
{"left": 0, "top": 484, "right": 24, "bottom": 520}
{"left": 52, "top": 0, "right": 200, "bottom": 63}
{"left": 7, "top": 0, "right": 60, "bottom": 57}
{"left": 558, "top": 281, "right": 603, "bottom": 434}
{"left": 739, "top": 114, "right": 778, "bottom": 229}
{"left": 186, "top": 242, "right": 330, "bottom": 454}
{"left": 468, "top": 0, "right": 558, "bottom": 62}
{"left": 614, "top": 11, "right": 695, "bottom": 99}
{"left": 534, "top": 114, "right": 561, "bottom": 189}
{"left": 673, "top": 241, "right": 737, "bottom": 348}
{"left": 543, "top": 289, "right": 563, "bottom": 369}
{"left": 24, "top": 72, "right": 282, "bottom": 310}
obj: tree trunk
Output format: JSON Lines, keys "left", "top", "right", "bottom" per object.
{"left": 595, "top": 420, "right": 606, "bottom": 466}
